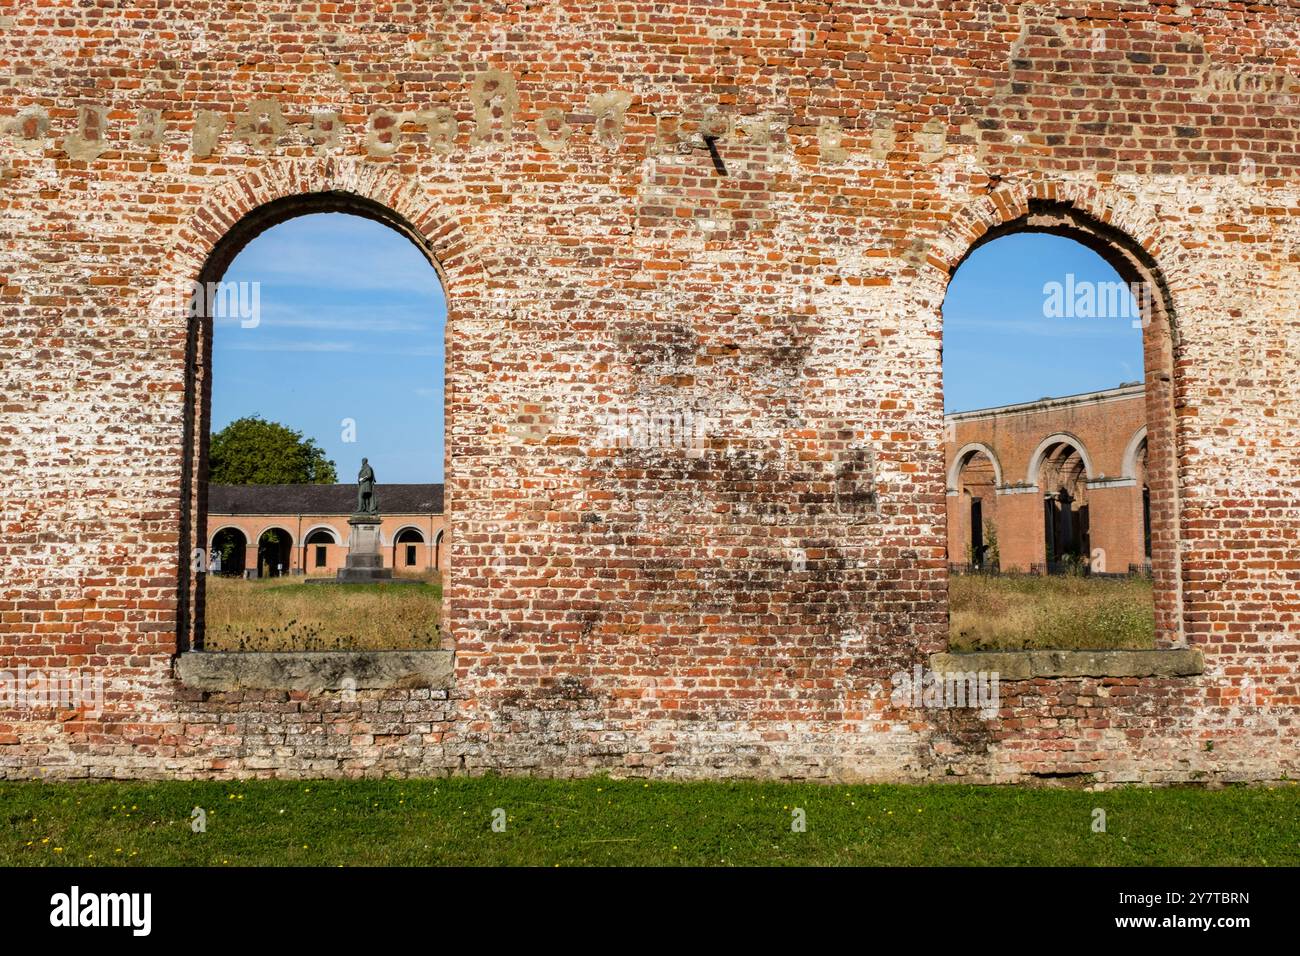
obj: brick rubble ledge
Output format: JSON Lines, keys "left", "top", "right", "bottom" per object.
{"left": 929, "top": 648, "right": 1204, "bottom": 680}
{"left": 174, "top": 650, "right": 454, "bottom": 692}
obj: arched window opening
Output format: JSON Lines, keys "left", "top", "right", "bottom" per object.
{"left": 183, "top": 196, "right": 447, "bottom": 653}
{"left": 1035, "top": 439, "right": 1090, "bottom": 571}
{"left": 1137, "top": 439, "right": 1152, "bottom": 563}
{"left": 942, "top": 205, "right": 1175, "bottom": 652}
{"left": 304, "top": 528, "right": 338, "bottom": 573}
{"left": 394, "top": 527, "right": 425, "bottom": 572}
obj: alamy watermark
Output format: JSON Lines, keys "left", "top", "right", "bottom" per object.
{"left": 50, "top": 886, "right": 151, "bottom": 936}
{"left": 1042, "top": 273, "right": 1154, "bottom": 329}
{"left": 596, "top": 407, "right": 715, "bottom": 456}
{"left": 889, "top": 665, "right": 1000, "bottom": 718}
{"left": 148, "top": 278, "right": 261, "bottom": 328}
{"left": 0, "top": 667, "right": 104, "bottom": 717}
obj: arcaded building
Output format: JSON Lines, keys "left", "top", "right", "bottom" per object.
{"left": 208, "top": 484, "right": 447, "bottom": 578}
{"left": 946, "top": 385, "right": 1149, "bottom": 574}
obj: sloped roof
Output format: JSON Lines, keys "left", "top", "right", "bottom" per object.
{"left": 208, "top": 483, "right": 443, "bottom": 515}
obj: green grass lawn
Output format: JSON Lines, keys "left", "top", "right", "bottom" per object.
{"left": 3, "top": 777, "right": 1296, "bottom": 866}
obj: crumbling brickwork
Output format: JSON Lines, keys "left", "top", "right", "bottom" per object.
{"left": 1, "top": 1, "right": 1297, "bottom": 783}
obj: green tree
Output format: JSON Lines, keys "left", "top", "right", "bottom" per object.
{"left": 209, "top": 416, "right": 338, "bottom": 484}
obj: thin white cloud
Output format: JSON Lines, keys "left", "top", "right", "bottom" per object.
{"left": 219, "top": 340, "right": 355, "bottom": 353}
{"left": 950, "top": 316, "right": 1141, "bottom": 339}
{"left": 222, "top": 217, "right": 444, "bottom": 297}
{"left": 216, "top": 340, "right": 442, "bottom": 357}
{"left": 212, "top": 300, "right": 441, "bottom": 334}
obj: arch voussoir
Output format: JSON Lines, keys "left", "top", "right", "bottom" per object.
{"left": 171, "top": 159, "right": 485, "bottom": 293}
{"left": 928, "top": 178, "right": 1178, "bottom": 283}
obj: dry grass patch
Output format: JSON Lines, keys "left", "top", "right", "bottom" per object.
{"left": 203, "top": 573, "right": 441, "bottom": 651}
{"left": 949, "top": 573, "right": 1154, "bottom": 652}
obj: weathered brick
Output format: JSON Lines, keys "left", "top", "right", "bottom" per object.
{"left": 0, "top": 1, "right": 1296, "bottom": 785}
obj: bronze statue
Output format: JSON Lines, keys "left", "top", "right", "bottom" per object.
{"left": 356, "top": 457, "right": 379, "bottom": 515}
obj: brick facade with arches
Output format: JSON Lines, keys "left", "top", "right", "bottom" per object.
{"left": 1, "top": 2, "right": 1297, "bottom": 783}
{"left": 207, "top": 484, "right": 447, "bottom": 579}
{"left": 947, "top": 384, "right": 1149, "bottom": 575}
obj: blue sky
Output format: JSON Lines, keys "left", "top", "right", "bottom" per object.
{"left": 214, "top": 214, "right": 446, "bottom": 483}
{"left": 213, "top": 218, "right": 1142, "bottom": 482}
{"left": 943, "top": 232, "right": 1144, "bottom": 413}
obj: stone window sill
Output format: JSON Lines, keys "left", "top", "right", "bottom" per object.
{"left": 929, "top": 648, "right": 1203, "bottom": 679}
{"left": 175, "top": 650, "right": 453, "bottom": 692}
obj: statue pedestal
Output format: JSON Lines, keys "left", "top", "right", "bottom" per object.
{"left": 336, "top": 514, "right": 393, "bottom": 582}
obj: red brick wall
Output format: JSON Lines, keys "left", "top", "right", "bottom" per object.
{"left": 1, "top": 2, "right": 1297, "bottom": 782}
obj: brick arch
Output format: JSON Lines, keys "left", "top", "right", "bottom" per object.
{"left": 208, "top": 525, "right": 249, "bottom": 549}
{"left": 254, "top": 525, "right": 295, "bottom": 548}
{"left": 176, "top": 159, "right": 484, "bottom": 652}
{"left": 921, "top": 180, "right": 1190, "bottom": 350}
{"left": 1122, "top": 425, "right": 1149, "bottom": 482}
{"left": 929, "top": 179, "right": 1185, "bottom": 647}
{"left": 947, "top": 441, "right": 1004, "bottom": 492}
{"left": 253, "top": 525, "right": 295, "bottom": 579}
{"left": 167, "top": 159, "right": 487, "bottom": 294}
{"left": 926, "top": 179, "right": 1179, "bottom": 288}
{"left": 1026, "top": 432, "right": 1096, "bottom": 486}
{"left": 302, "top": 524, "right": 343, "bottom": 546}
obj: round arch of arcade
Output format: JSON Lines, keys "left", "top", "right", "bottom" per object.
{"left": 207, "top": 525, "right": 250, "bottom": 577}
{"left": 301, "top": 523, "right": 343, "bottom": 545}
{"left": 1025, "top": 432, "right": 1097, "bottom": 487}
{"left": 1122, "top": 425, "right": 1149, "bottom": 481}
{"left": 947, "top": 441, "right": 1005, "bottom": 493}
{"left": 302, "top": 525, "right": 344, "bottom": 575}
